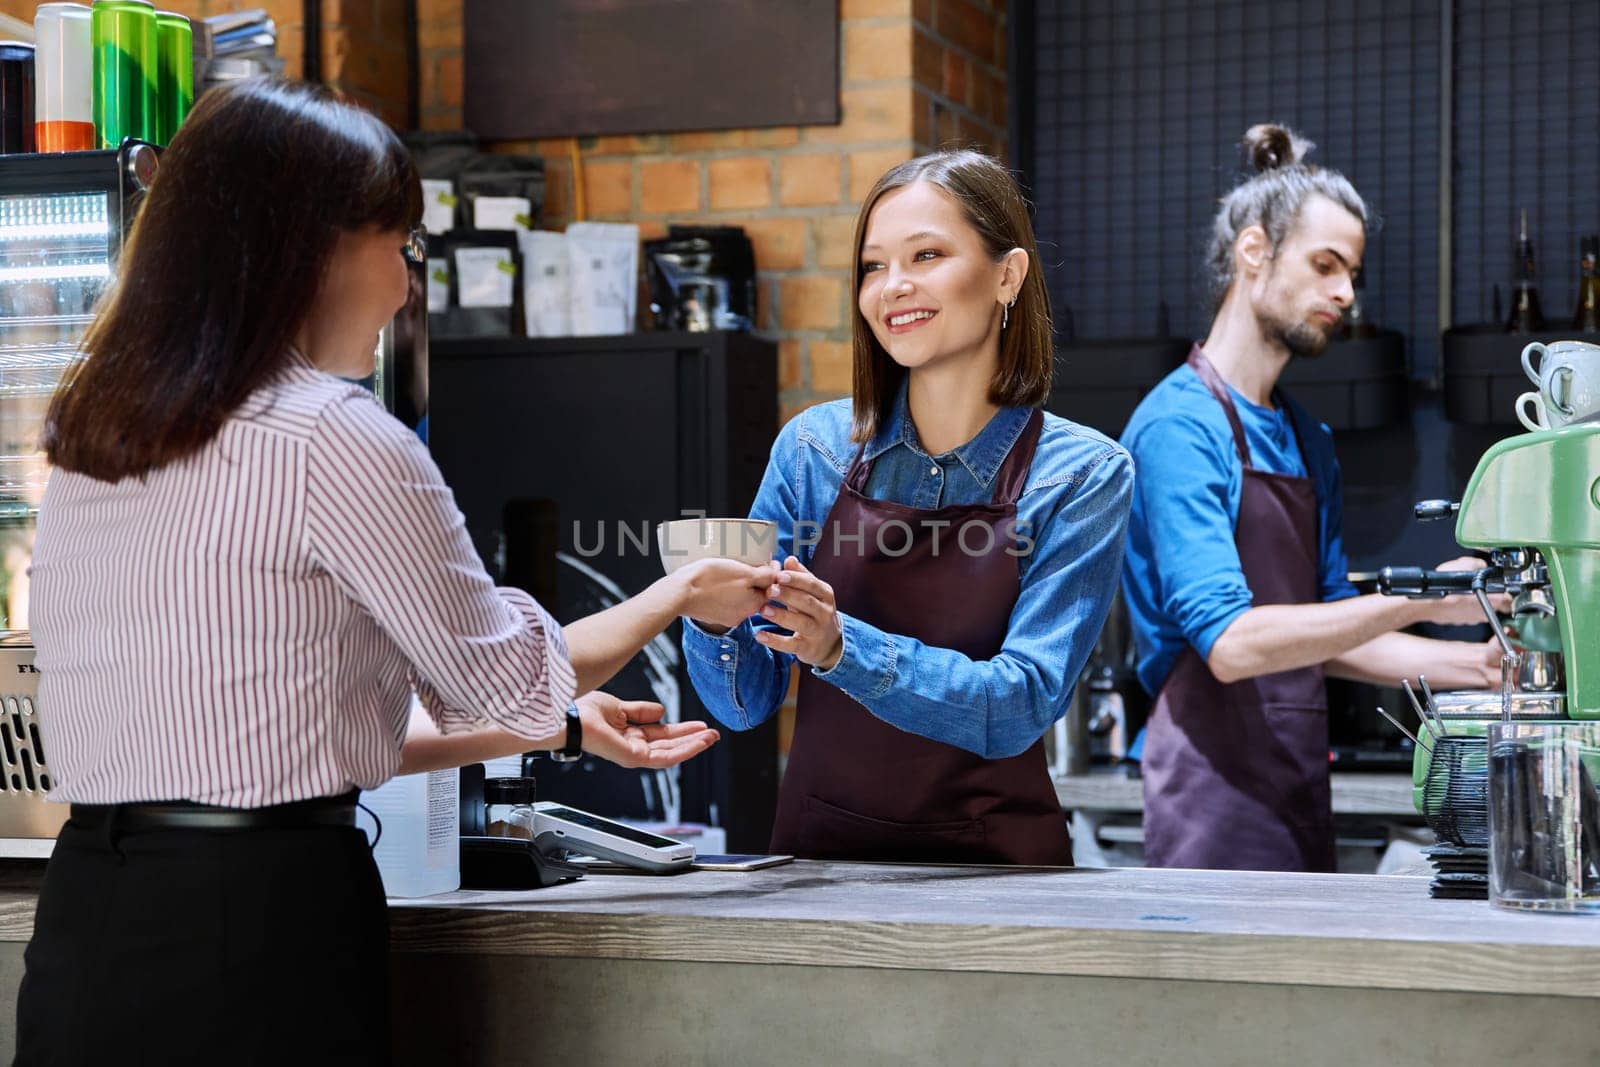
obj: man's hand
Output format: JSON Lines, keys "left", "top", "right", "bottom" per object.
{"left": 1457, "top": 635, "right": 1506, "bottom": 689}
{"left": 577, "top": 691, "right": 720, "bottom": 769}
{"left": 1420, "top": 556, "right": 1511, "bottom": 625}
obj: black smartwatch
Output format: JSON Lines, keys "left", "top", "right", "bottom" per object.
{"left": 550, "top": 705, "right": 583, "bottom": 763}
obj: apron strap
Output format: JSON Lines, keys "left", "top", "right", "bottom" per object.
{"left": 842, "top": 443, "right": 872, "bottom": 494}
{"left": 990, "top": 407, "right": 1044, "bottom": 506}
{"left": 1186, "top": 346, "right": 1254, "bottom": 470}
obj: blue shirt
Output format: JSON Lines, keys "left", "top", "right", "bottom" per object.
{"left": 682, "top": 383, "right": 1134, "bottom": 759}
{"left": 1119, "top": 363, "right": 1359, "bottom": 698}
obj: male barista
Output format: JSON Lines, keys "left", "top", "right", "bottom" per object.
{"left": 1120, "top": 124, "right": 1499, "bottom": 872}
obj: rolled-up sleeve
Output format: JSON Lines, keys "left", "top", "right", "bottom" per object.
{"left": 304, "top": 393, "right": 574, "bottom": 739}
{"left": 1129, "top": 414, "right": 1254, "bottom": 661}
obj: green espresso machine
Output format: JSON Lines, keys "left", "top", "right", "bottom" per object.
{"left": 1379, "top": 420, "right": 1600, "bottom": 820}
{"left": 1456, "top": 423, "right": 1600, "bottom": 699}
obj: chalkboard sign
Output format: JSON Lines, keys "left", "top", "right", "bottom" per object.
{"left": 464, "top": 0, "right": 841, "bottom": 139}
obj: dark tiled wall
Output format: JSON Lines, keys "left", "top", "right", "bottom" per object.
{"left": 1029, "top": 0, "right": 1443, "bottom": 373}
{"left": 1452, "top": 0, "right": 1600, "bottom": 331}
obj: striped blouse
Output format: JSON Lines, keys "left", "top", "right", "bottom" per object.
{"left": 30, "top": 355, "right": 574, "bottom": 807}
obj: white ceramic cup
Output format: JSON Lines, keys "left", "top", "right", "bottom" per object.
{"left": 1516, "top": 390, "right": 1551, "bottom": 433}
{"left": 655, "top": 518, "right": 777, "bottom": 574}
{"left": 1521, "top": 340, "right": 1600, "bottom": 426}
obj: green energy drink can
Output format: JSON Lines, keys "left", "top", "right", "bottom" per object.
{"left": 154, "top": 11, "right": 191, "bottom": 145}
{"left": 90, "top": 0, "right": 157, "bottom": 149}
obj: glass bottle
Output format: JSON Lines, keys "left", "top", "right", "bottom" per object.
{"left": 1574, "top": 235, "right": 1599, "bottom": 333}
{"left": 1507, "top": 209, "right": 1545, "bottom": 333}
{"left": 484, "top": 777, "right": 537, "bottom": 840}
{"left": 1341, "top": 270, "right": 1377, "bottom": 339}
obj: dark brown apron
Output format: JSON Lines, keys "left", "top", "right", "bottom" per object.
{"left": 1140, "top": 347, "right": 1334, "bottom": 872}
{"left": 769, "top": 407, "right": 1071, "bottom": 866}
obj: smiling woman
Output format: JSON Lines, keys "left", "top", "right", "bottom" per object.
{"left": 849, "top": 152, "right": 1056, "bottom": 448}
{"left": 679, "top": 149, "right": 1136, "bottom": 867}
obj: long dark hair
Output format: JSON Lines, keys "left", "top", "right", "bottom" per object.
{"left": 44, "top": 78, "right": 421, "bottom": 481}
{"left": 849, "top": 150, "right": 1054, "bottom": 443}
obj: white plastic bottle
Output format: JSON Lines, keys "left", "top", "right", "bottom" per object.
{"left": 358, "top": 768, "right": 460, "bottom": 898}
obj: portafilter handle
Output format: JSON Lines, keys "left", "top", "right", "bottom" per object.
{"left": 1376, "top": 566, "right": 1517, "bottom": 655}
{"left": 1375, "top": 566, "right": 1497, "bottom": 598}
{"left": 1414, "top": 499, "right": 1460, "bottom": 522}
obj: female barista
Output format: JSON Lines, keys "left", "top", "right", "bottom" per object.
{"left": 15, "top": 79, "right": 771, "bottom": 1064}
{"left": 682, "top": 150, "right": 1134, "bottom": 865}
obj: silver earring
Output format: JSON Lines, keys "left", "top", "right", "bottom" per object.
{"left": 1001, "top": 297, "right": 1016, "bottom": 330}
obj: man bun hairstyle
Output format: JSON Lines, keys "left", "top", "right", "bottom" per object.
{"left": 1242, "top": 123, "right": 1313, "bottom": 171}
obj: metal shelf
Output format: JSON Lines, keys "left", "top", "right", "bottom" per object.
{"left": 0, "top": 315, "right": 91, "bottom": 332}
{"left": 0, "top": 456, "right": 48, "bottom": 492}
{"left": 0, "top": 501, "right": 39, "bottom": 526}
{"left": 0, "top": 222, "right": 109, "bottom": 245}
{"left": 0, "top": 345, "right": 77, "bottom": 399}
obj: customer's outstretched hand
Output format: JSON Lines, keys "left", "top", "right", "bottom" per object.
{"left": 578, "top": 691, "right": 720, "bottom": 769}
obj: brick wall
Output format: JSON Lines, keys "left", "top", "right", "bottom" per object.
{"left": 416, "top": 0, "right": 1007, "bottom": 424}
{"left": 321, "top": 0, "right": 411, "bottom": 129}
{"left": 913, "top": 0, "right": 1009, "bottom": 159}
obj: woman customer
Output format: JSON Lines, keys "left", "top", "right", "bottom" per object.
{"left": 682, "top": 150, "right": 1134, "bottom": 865}
{"left": 15, "top": 78, "right": 770, "bottom": 1065}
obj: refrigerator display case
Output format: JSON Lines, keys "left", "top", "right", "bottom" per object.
{"left": 0, "top": 143, "right": 159, "bottom": 855}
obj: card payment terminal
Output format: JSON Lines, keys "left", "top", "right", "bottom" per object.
{"left": 531, "top": 802, "right": 695, "bottom": 872}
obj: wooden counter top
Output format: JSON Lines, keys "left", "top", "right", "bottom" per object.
{"left": 4, "top": 859, "right": 1600, "bottom": 1065}
{"left": 372, "top": 861, "right": 1600, "bottom": 999}
{"left": 1, "top": 859, "right": 1594, "bottom": 1000}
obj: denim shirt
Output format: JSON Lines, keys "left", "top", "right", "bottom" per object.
{"left": 682, "top": 383, "right": 1134, "bottom": 759}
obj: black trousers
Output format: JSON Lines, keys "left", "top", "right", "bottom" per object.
{"left": 14, "top": 811, "right": 391, "bottom": 1066}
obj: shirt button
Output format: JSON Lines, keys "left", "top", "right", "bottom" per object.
{"left": 930, "top": 465, "right": 940, "bottom": 476}
{"left": 720, "top": 654, "right": 732, "bottom": 663}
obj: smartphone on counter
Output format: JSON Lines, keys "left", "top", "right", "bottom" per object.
{"left": 691, "top": 854, "right": 794, "bottom": 871}
{"left": 572, "top": 852, "right": 795, "bottom": 874}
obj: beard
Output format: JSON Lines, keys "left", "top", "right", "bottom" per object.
{"left": 1264, "top": 310, "right": 1336, "bottom": 359}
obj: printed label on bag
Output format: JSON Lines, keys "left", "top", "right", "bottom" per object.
{"left": 426, "top": 769, "right": 457, "bottom": 871}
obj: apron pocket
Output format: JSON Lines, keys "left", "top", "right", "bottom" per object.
{"left": 801, "top": 794, "right": 985, "bottom": 862}
{"left": 1259, "top": 701, "right": 1333, "bottom": 822}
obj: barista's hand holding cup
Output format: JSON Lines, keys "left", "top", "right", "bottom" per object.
{"left": 754, "top": 555, "right": 845, "bottom": 671}
{"left": 657, "top": 518, "right": 779, "bottom": 632}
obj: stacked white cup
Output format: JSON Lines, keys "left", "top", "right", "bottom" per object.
{"left": 1516, "top": 340, "right": 1600, "bottom": 432}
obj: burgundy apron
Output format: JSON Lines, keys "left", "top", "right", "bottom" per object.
{"left": 770, "top": 407, "right": 1071, "bottom": 866}
{"left": 1140, "top": 347, "right": 1334, "bottom": 872}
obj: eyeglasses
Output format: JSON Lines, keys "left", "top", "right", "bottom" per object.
{"left": 402, "top": 226, "right": 427, "bottom": 264}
